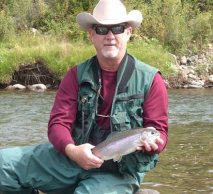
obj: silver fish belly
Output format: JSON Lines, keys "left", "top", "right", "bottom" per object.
{"left": 92, "top": 127, "right": 160, "bottom": 162}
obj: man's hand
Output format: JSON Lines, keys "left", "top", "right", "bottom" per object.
{"left": 65, "top": 143, "right": 104, "bottom": 170}
{"left": 136, "top": 136, "right": 164, "bottom": 152}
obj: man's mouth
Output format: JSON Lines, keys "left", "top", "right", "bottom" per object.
{"left": 104, "top": 42, "right": 116, "bottom": 46}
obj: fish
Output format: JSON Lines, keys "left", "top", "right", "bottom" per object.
{"left": 92, "top": 127, "right": 160, "bottom": 162}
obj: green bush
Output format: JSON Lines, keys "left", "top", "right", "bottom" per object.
{"left": 0, "top": 11, "right": 15, "bottom": 41}
{"left": 0, "top": 0, "right": 213, "bottom": 66}
{"left": 0, "top": 32, "right": 175, "bottom": 83}
{"left": 126, "top": 0, "right": 213, "bottom": 54}
{"left": 128, "top": 38, "right": 175, "bottom": 78}
{"left": 189, "top": 12, "right": 213, "bottom": 49}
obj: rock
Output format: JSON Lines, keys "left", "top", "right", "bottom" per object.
{"left": 6, "top": 84, "right": 26, "bottom": 90}
{"left": 209, "top": 75, "right": 213, "bottom": 82}
{"left": 189, "top": 55, "right": 198, "bottom": 62}
{"left": 135, "top": 189, "right": 160, "bottom": 194}
{"left": 188, "top": 73, "right": 198, "bottom": 80}
{"left": 27, "top": 84, "right": 47, "bottom": 92}
{"left": 187, "top": 84, "right": 203, "bottom": 89}
{"left": 170, "top": 44, "right": 213, "bottom": 88}
{"left": 164, "top": 79, "right": 170, "bottom": 88}
{"left": 180, "top": 65, "right": 187, "bottom": 70}
{"left": 188, "top": 79, "right": 205, "bottom": 86}
{"left": 197, "top": 58, "right": 204, "bottom": 64}
{"left": 180, "top": 56, "right": 187, "bottom": 65}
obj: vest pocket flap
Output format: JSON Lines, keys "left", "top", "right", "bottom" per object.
{"left": 111, "top": 111, "right": 128, "bottom": 125}
{"left": 115, "top": 94, "right": 144, "bottom": 102}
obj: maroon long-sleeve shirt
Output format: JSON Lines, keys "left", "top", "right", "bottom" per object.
{"left": 48, "top": 66, "right": 168, "bottom": 155}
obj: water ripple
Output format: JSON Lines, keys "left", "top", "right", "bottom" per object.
{"left": 1, "top": 89, "right": 213, "bottom": 194}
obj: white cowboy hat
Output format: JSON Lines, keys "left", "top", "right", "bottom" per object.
{"left": 76, "top": 0, "right": 143, "bottom": 30}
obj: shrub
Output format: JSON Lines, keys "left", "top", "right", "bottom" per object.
{"left": 128, "top": 38, "right": 175, "bottom": 78}
{"left": 0, "top": 11, "right": 15, "bottom": 41}
{"left": 189, "top": 12, "right": 213, "bottom": 50}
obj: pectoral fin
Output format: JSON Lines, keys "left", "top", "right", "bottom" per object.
{"left": 113, "top": 155, "right": 122, "bottom": 162}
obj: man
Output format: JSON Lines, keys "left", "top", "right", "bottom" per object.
{"left": 0, "top": 0, "right": 168, "bottom": 194}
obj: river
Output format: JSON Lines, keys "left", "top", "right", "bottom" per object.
{"left": 0, "top": 89, "right": 212, "bottom": 194}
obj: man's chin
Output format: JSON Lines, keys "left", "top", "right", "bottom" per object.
{"left": 102, "top": 51, "right": 119, "bottom": 59}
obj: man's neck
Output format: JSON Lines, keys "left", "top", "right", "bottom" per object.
{"left": 97, "top": 55, "right": 125, "bottom": 72}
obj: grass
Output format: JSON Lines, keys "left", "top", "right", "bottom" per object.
{"left": 0, "top": 33, "right": 175, "bottom": 83}
{"left": 128, "top": 38, "right": 175, "bottom": 78}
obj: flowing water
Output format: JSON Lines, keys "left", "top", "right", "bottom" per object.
{"left": 0, "top": 89, "right": 213, "bottom": 193}
{"left": 143, "top": 89, "right": 213, "bottom": 194}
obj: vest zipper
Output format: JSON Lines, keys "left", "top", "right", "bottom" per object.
{"left": 80, "top": 96, "right": 88, "bottom": 139}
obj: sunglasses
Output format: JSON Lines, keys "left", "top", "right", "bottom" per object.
{"left": 94, "top": 24, "right": 126, "bottom": 35}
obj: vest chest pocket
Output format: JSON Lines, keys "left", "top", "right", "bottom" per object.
{"left": 112, "top": 95, "right": 144, "bottom": 130}
{"left": 76, "top": 92, "right": 96, "bottom": 122}
{"left": 126, "top": 98, "right": 143, "bottom": 126}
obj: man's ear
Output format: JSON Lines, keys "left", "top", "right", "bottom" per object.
{"left": 88, "top": 28, "right": 94, "bottom": 43}
{"left": 126, "top": 27, "right": 132, "bottom": 41}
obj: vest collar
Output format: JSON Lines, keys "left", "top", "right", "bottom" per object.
{"left": 79, "top": 54, "right": 135, "bottom": 94}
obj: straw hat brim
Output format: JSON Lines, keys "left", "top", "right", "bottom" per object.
{"left": 76, "top": 10, "right": 143, "bottom": 30}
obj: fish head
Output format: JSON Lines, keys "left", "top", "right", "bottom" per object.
{"left": 140, "top": 127, "right": 160, "bottom": 143}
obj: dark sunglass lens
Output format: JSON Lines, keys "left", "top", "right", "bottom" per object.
{"left": 111, "top": 25, "right": 125, "bottom": 34}
{"left": 95, "top": 26, "right": 109, "bottom": 35}
{"left": 94, "top": 25, "right": 125, "bottom": 35}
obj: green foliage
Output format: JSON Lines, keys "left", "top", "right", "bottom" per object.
{"left": 0, "top": 0, "right": 213, "bottom": 83}
{"left": 208, "top": 64, "right": 213, "bottom": 74}
{"left": 126, "top": 0, "right": 213, "bottom": 54}
{"left": 160, "top": 0, "right": 191, "bottom": 53}
{"left": 0, "top": 33, "right": 95, "bottom": 82}
{"left": 0, "top": 48, "right": 15, "bottom": 82}
{"left": 183, "top": 0, "right": 213, "bottom": 12}
{"left": 1, "top": 0, "right": 213, "bottom": 54}
{"left": 0, "top": 11, "right": 15, "bottom": 41}
{"left": 189, "top": 12, "right": 213, "bottom": 49}
{"left": 128, "top": 38, "right": 175, "bottom": 78}
{"left": 195, "top": 64, "right": 209, "bottom": 76}
{"left": 0, "top": 32, "right": 174, "bottom": 83}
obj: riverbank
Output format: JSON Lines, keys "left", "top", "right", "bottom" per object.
{"left": 2, "top": 53, "right": 213, "bottom": 90}
{"left": 168, "top": 43, "right": 213, "bottom": 88}
{"left": 0, "top": 34, "right": 173, "bottom": 89}
{"left": 1, "top": 58, "right": 213, "bottom": 90}
{"left": 0, "top": 34, "right": 212, "bottom": 90}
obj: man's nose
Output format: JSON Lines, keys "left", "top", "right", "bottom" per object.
{"left": 105, "top": 30, "right": 115, "bottom": 38}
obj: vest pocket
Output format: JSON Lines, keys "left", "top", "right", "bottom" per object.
{"left": 126, "top": 99, "right": 143, "bottom": 126}
{"left": 73, "top": 93, "right": 96, "bottom": 144}
{"left": 78, "top": 94, "right": 93, "bottom": 118}
{"left": 111, "top": 97, "right": 144, "bottom": 130}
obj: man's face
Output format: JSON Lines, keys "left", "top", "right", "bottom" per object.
{"left": 88, "top": 23, "right": 132, "bottom": 61}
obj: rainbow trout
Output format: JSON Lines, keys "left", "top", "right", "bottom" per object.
{"left": 92, "top": 127, "right": 160, "bottom": 162}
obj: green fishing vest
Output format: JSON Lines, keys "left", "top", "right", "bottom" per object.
{"left": 73, "top": 54, "right": 159, "bottom": 183}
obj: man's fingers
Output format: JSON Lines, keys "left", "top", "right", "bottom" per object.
{"left": 143, "top": 141, "right": 152, "bottom": 151}
{"left": 149, "top": 142, "right": 158, "bottom": 151}
{"left": 148, "top": 137, "right": 164, "bottom": 151}
{"left": 137, "top": 137, "right": 164, "bottom": 152}
{"left": 155, "top": 137, "right": 164, "bottom": 145}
